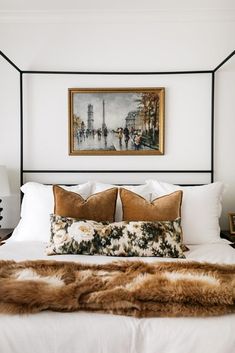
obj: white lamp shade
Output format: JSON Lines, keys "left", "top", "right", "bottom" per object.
{"left": 0, "top": 166, "right": 10, "bottom": 196}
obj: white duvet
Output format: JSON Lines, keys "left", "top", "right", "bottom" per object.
{"left": 0, "top": 241, "right": 235, "bottom": 353}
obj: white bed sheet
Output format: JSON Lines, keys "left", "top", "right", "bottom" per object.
{"left": 0, "top": 241, "right": 235, "bottom": 353}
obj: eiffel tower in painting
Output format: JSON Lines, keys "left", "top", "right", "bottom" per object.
{"left": 102, "top": 99, "right": 107, "bottom": 131}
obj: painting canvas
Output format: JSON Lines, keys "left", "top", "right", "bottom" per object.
{"left": 69, "top": 88, "right": 165, "bottom": 155}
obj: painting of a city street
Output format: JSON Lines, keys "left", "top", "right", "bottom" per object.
{"left": 69, "top": 88, "right": 165, "bottom": 155}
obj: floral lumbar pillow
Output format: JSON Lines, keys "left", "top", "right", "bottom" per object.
{"left": 46, "top": 215, "right": 185, "bottom": 258}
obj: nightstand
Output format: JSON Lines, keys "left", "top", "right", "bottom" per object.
{"left": 0, "top": 228, "right": 13, "bottom": 245}
{"left": 220, "top": 230, "right": 235, "bottom": 249}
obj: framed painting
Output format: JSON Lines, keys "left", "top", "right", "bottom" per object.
{"left": 68, "top": 87, "right": 165, "bottom": 155}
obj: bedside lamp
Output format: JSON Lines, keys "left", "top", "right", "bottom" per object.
{"left": 0, "top": 166, "right": 10, "bottom": 228}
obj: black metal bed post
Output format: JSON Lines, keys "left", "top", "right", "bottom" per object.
{"left": 22, "top": 169, "right": 212, "bottom": 174}
{"left": 20, "top": 72, "right": 23, "bottom": 187}
{"left": 214, "top": 50, "right": 235, "bottom": 73}
{"left": 212, "top": 50, "right": 235, "bottom": 184}
{"left": 23, "top": 70, "right": 212, "bottom": 75}
{"left": 211, "top": 71, "right": 215, "bottom": 183}
{"left": 0, "top": 50, "right": 23, "bottom": 188}
{"left": 0, "top": 50, "right": 21, "bottom": 73}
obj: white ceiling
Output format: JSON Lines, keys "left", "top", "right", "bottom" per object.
{"left": 0, "top": 0, "right": 234, "bottom": 71}
{"left": 0, "top": 0, "right": 235, "bottom": 11}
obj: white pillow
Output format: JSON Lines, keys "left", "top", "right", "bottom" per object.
{"left": 146, "top": 180, "right": 224, "bottom": 245}
{"left": 92, "top": 182, "right": 153, "bottom": 222}
{"left": 10, "top": 182, "right": 92, "bottom": 242}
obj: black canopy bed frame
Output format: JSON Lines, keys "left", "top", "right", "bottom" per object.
{"left": 1, "top": 49, "right": 235, "bottom": 353}
{"left": 0, "top": 48, "right": 234, "bottom": 187}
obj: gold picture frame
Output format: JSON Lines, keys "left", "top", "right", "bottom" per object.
{"left": 68, "top": 87, "right": 165, "bottom": 155}
{"left": 228, "top": 213, "right": 235, "bottom": 234}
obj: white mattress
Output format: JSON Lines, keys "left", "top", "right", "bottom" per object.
{"left": 0, "top": 241, "right": 235, "bottom": 353}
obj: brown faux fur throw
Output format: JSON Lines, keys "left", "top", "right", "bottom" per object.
{"left": 0, "top": 259, "right": 235, "bottom": 317}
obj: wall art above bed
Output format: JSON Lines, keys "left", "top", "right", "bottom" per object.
{"left": 69, "top": 87, "right": 165, "bottom": 155}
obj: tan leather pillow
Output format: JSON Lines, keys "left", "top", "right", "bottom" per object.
{"left": 53, "top": 185, "right": 118, "bottom": 222}
{"left": 120, "top": 188, "right": 182, "bottom": 221}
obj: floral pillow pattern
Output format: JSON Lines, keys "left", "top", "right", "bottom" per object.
{"left": 46, "top": 214, "right": 185, "bottom": 258}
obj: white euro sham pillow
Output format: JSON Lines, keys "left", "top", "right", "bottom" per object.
{"left": 10, "top": 181, "right": 92, "bottom": 242}
{"left": 92, "top": 182, "right": 153, "bottom": 222}
{"left": 146, "top": 180, "right": 224, "bottom": 245}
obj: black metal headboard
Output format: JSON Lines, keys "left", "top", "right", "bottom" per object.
{"left": 0, "top": 49, "right": 234, "bottom": 187}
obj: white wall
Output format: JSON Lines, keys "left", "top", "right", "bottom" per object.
{"left": 0, "top": 56, "right": 20, "bottom": 227}
{"left": 0, "top": 66, "right": 215, "bottom": 227}
{"left": 0, "top": 6, "right": 234, "bottom": 72}
{"left": 1, "top": 56, "right": 235, "bottom": 230}
{"left": 215, "top": 56, "right": 235, "bottom": 229}
{"left": 0, "top": 5, "right": 234, "bottom": 229}
{"left": 23, "top": 73, "right": 211, "bottom": 173}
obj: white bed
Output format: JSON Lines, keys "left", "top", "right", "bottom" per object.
{"left": 0, "top": 240, "right": 235, "bottom": 353}
{"left": 1, "top": 180, "right": 235, "bottom": 353}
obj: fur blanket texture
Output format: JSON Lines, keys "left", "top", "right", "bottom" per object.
{"left": 0, "top": 259, "right": 235, "bottom": 317}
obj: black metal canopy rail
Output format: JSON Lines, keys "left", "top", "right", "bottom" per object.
{"left": 0, "top": 49, "right": 234, "bottom": 186}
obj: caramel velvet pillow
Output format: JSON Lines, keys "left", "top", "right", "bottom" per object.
{"left": 120, "top": 188, "right": 182, "bottom": 221}
{"left": 53, "top": 185, "right": 118, "bottom": 222}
